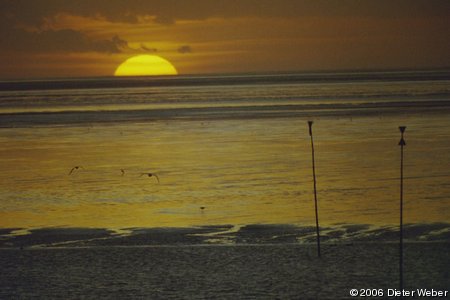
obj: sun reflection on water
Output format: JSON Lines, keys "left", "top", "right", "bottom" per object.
{"left": 0, "top": 115, "right": 449, "bottom": 229}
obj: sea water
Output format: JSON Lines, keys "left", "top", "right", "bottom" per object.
{"left": 1, "top": 71, "right": 450, "bottom": 299}
{"left": 0, "top": 70, "right": 449, "bottom": 230}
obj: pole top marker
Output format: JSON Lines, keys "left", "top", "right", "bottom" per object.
{"left": 399, "top": 126, "right": 406, "bottom": 146}
{"left": 308, "top": 121, "right": 313, "bottom": 136}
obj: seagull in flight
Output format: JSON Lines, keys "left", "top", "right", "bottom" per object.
{"left": 69, "top": 166, "right": 84, "bottom": 175}
{"left": 140, "top": 173, "right": 160, "bottom": 183}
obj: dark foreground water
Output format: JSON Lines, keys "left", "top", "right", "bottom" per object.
{"left": 1, "top": 224, "right": 449, "bottom": 299}
{"left": 1, "top": 243, "right": 448, "bottom": 299}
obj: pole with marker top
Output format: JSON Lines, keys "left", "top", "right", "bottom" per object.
{"left": 398, "top": 126, "right": 406, "bottom": 295}
{"left": 308, "top": 121, "right": 321, "bottom": 258}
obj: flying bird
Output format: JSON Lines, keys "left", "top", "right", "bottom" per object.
{"left": 140, "top": 173, "right": 160, "bottom": 183}
{"left": 121, "top": 169, "right": 125, "bottom": 176}
{"left": 69, "top": 166, "right": 84, "bottom": 175}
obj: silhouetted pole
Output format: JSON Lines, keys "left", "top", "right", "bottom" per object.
{"left": 308, "top": 121, "right": 321, "bottom": 258}
{"left": 398, "top": 126, "right": 406, "bottom": 295}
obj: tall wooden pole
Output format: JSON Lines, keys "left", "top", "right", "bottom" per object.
{"left": 398, "top": 126, "right": 406, "bottom": 295}
{"left": 308, "top": 121, "right": 321, "bottom": 258}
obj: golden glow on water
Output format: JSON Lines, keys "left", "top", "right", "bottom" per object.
{"left": 0, "top": 115, "right": 449, "bottom": 229}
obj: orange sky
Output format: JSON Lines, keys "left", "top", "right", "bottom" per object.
{"left": 0, "top": 0, "right": 449, "bottom": 79}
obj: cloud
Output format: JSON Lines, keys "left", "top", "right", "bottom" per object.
{"left": 0, "top": 21, "right": 127, "bottom": 54}
{"left": 178, "top": 45, "right": 192, "bottom": 54}
{"left": 140, "top": 44, "right": 158, "bottom": 52}
{"left": 1, "top": 0, "right": 448, "bottom": 55}
{"left": 39, "top": 31, "right": 127, "bottom": 53}
{"left": 111, "top": 35, "right": 128, "bottom": 49}
{"left": 152, "top": 15, "right": 175, "bottom": 25}
{"left": 2, "top": 0, "right": 449, "bottom": 28}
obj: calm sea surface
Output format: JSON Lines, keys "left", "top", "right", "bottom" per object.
{"left": 1, "top": 70, "right": 449, "bottom": 230}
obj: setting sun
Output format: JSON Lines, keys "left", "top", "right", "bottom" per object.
{"left": 114, "top": 55, "right": 178, "bottom": 76}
